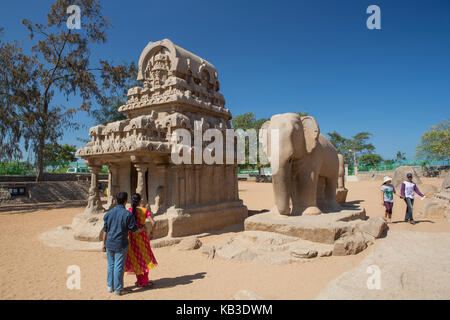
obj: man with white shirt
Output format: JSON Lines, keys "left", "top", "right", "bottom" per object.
{"left": 400, "top": 173, "right": 425, "bottom": 225}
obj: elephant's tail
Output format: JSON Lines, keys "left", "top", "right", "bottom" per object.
{"left": 337, "top": 154, "right": 345, "bottom": 189}
{"left": 338, "top": 153, "right": 344, "bottom": 168}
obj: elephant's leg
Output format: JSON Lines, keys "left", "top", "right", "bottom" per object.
{"left": 295, "top": 168, "right": 322, "bottom": 216}
{"left": 291, "top": 161, "right": 307, "bottom": 215}
{"left": 324, "top": 176, "right": 341, "bottom": 211}
{"left": 291, "top": 173, "right": 303, "bottom": 216}
{"left": 271, "top": 165, "right": 292, "bottom": 215}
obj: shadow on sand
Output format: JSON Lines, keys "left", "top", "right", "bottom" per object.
{"left": 391, "top": 219, "right": 435, "bottom": 225}
{"left": 339, "top": 200, "right": 364, "bottom": 208}
{"left": 248, "top": 209, "right": 270, "bottom": 216}
{"left": 314, "top": 200, "right": 365, "bottom": 215}
{"left": 126, "top": 272, "right": 207, "bottom": 294}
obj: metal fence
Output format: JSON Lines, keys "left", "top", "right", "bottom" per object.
{"left": 348, "top": 159, "right": 449, "bottom": 175}
{"left": 237, "top": 159, "right": 449, "bottom": 177}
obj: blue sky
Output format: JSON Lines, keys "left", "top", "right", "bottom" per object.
{"left": 1, "top": 0, "right": 449, "bottom": 161}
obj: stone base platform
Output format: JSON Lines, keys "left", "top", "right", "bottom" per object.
{"left": 40, "top": 200, "right": 248, "bottom": 251}
{"left": 39, "top": 225, "right": 211, "bottom": 251}
{"left": 205, "top": 230, "right": 335, "bottom": 265}
{"left": 40, "top": 226, "right": 104, "bottom": 251}
{"left": 201, "top": 206, "right": 389, "bottom": 264}
{"left": 165, "top": 200, "right": 248, "bottom": 238}
{"left": 244, "top": 207, "right": 367, "bottom": 244}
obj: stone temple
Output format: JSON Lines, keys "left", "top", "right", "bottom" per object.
{"left": 74, "top": 39, "right": 248, "bottom": 241}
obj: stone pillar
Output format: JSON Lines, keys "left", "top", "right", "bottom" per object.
{"left": 201, "top": 165, "right": 214, "bottom": 204}
{"left": 179, "top": 165, "right": 186, "bottom": 208}
{"left": 185, "top": 165, "right": 194, "bottom": 206}
{"left": 169, "top": 164, "right": 180, "bottom": 208}
{"left": 84, "top": 165, "right": 104, "bottom": 214}
{"left": 194, "top": 165, "right": 201, "bottom": 205}
{"left": 107, "top": 170, "right": 112, "bottom": 198}
{"left": 225, "top": 165, "right": 234, "bottom": 201}
{"left": 134, "top": 163, "right": 148, "bottom": 207}
{"left": 213, "top": 165, "right": 221, "bottom": 203}
{"left": 345, "top": 164, "right": 349, "bottom": 177}
{"left": 106, "top": 164, "right": 120, "bottom": 210}
{"left": 154, "top": 164, "right": 167, "bottom": 213}
{"left": 233, "top": 164, "right": 239, "bottom": 200}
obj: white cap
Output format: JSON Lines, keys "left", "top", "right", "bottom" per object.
{"left": 383, "top": 176, "right": 392, "bottom": 183}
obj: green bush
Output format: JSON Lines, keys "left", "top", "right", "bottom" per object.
{"left": 0, "top": 162, "right": 35, "bottom": 175}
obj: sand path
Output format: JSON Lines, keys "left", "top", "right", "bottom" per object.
{"left": 0, "top": 178, "right": 448, "bottom": 299}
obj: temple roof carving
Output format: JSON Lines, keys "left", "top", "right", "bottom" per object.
{"left": 76, "top": 39, "right": 232, "bottom": 160}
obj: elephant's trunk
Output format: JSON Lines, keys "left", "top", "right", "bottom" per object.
{"left": 272, "top": 164, "right": 291, "bottom": 215}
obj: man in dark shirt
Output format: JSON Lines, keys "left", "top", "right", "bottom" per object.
{"left": 102, "top": 191, "right": 145, "bottom": 295}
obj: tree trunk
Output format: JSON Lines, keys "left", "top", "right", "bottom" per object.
{"left": 35, "top": 132, "right": 45, "bottom": 182}
{"left": 35, "top": 98, "right": 49, "bottom": 182}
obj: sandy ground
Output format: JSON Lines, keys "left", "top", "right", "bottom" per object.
{"left": 0, "top": 178, "right": 448, "bottom": 300}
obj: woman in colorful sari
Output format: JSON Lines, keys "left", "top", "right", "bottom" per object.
{"left": 124, "top": 193, "right": 158, "bottom": 287}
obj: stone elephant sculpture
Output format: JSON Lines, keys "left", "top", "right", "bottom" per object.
{"left": 259, "top": 113, "right": 340, "bottom": 216}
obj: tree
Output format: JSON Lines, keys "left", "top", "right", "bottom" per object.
{"left": 231, "top": 112, "right": 269, "bottom": 169}
{"left": 1, "top": 0, "right": 137, "bottom": 181}
{"left": 327, "top": 131, "right": 375, "bottom": 166}
{"left": 0, "top": 34, "right": 42, "bottom": 162}
{"left": 395, "top": 151, "right": 406, "bottom": 162}
{"left": 358, "top": 153, "right": 383, "bottom": 167}
{"left": 416, "top": 119, "right": 450, "bottom": 162}
{"left": 44, "top": 144, "right": 77, "bottom": 164}
{"left": 327, "top": 131, "right": 352, "bottom": 164}
{"left": 232, "top": 112, "right": 268, "bottom": 130}
{"left": 91, "top": 66, "right": 138, "bottom": 125}
{"left": 92, "top": 95, "right": 126, "bottom": 125}
{"left": 350, "top": 132, "right": 375, "bottom": 155}
{"left": 44, "top": 143, "right": 77, "bottom": 172}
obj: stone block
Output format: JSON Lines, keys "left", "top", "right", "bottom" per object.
{"left": 171, "top": 201, "right": 248, "bottom": 237}
{"left": 72, "top": 212, "right": 105, "bottom": 242}
{"left": 146, "top": 215, "right": 169, "bottom": 239}
{"left": 422, "top": 201, "right": 449, "bottom": 219}
{"left": 290, "top": 248, "right": 318, "bottom": 259}
{"left": 244, "top": 208, "right": 366, "bottom": 244}
{"left": 176, "top": 237, "right": 202, "bottom": 250}
{"left": 420, "top": 184, "right": 438, "bottom": 197}
{"left": 202, "top": 245, "right": 216, "bottom": 259}
{"left": 336, "top": 188, "right": 348, "bottom": 204}
{"left": 333, "top": 232, "right": 367, "bottom": 256}
{"left": 357, "top": 216, "right": 387, "bottom": 239}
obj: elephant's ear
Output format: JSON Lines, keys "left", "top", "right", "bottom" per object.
{"left": 258, "top": 120, "right": 271, "bottom": 159}
{"left": 301, "top": 116, "right": 320, "bottom": 153}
